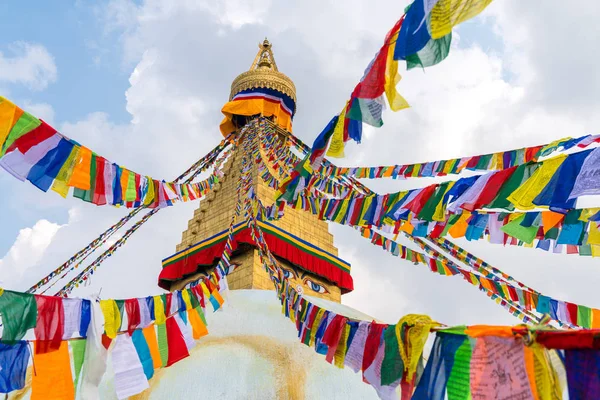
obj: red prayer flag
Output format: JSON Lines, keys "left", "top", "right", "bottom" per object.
{"left": 6, "top": 121, "right": 56, "bottom": 155}
{"left": 166, "top": 316, "right": 189, "bottom": 366}
{"left": 93, "top": 156, "right": 107, "bottom": 205}
{"left": 404, "top": 186, "right": 437, "bottom": 215}
{"left": 566, "top": 302, "right": 579, "bottom": 325}
{"left": 34, "top": 295, "right": 64, "bottom": 354}
{"left": 125, "top": 298, "right": 141, "bottom": 335}
{"left": 362, "top": 322, "right": 386, "bottom": 381}
{"left": 463, "top": 167, "right": 516, "bottom": 211}
{"left": 323, "top": 316, "right": 347, "bottom": 364}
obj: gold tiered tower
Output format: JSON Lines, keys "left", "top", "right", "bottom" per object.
{"left": 170, "top": 40, "right": 350, "bottom": 303}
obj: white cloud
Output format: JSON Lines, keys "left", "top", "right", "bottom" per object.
{"left": 22, "top": 101, "right": 55, "bottom": 125}
{"left": 0, "top": 219, "right": 63, "bottom": 283}
{"left": 0, "top": 42, "right": 57, "bottom": 90}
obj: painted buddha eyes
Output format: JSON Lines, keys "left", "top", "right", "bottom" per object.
{"left": 282, "top": 269, "right": 293, "bottom": 279}
{"left": 280, "top": 267, "right": 329, "bottom": 294}
{"left": 303, "top": 278, "right": 329, "bottom": 294}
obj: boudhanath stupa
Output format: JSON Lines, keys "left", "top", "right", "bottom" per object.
{"left": 107, "top": 39, "right": 381, "bottom": 400}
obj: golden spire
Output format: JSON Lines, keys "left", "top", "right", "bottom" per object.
{"left": 229, "top": 38, "right": 296, "bottom": 103}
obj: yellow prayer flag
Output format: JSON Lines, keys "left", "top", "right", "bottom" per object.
{"left": 588, "top": 222, "right": 600, "bottom": 245}
{"left": 100, "top": 299, "right": 121, "bottom": 339}
{"left": 153, "top": 295, "right": 166, "bottom": 325}
{"left": 310, "top": 308, "right": 326, "bottom": 346}
{"left": 143, "top": 176, "right": 155, "bottom": 206}
{"left": 181, "top": 289, "right": 193, "bottom": 310}
{"left": 51, "top": 145, "right": 80, "bottom": 198}
{"left": 334, "top": 324, "right": 351, "bottom": 369}
{"left": 385, "top": 29, "right": 409, "bottom": 111}
{"left": 508, "top": 155, "right": 566, "bottom": 210}
{"left": 432, "top": 181, "right": 455, "bottom": 221}
{"left": 430, "top": 0, "right": 494, "bottom": 39}
{"left": 326, "top": 106, "right": 348, "bottom": 158}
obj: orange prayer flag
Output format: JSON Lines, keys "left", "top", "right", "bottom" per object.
{"left": 541, "top": 211, "right": 564, "bottom": 234}
{"left": 67, "top": 146, "right": 92, "bottom": 190}
{"left": 188, "top": 308, "right": 209, "bottom": 340}
{"left": 120, "top": 168, "right": 130, "bottom": 196}
{"left": 592, "top": 309, "right": 600, "bottom": 329}
{"left": 142, "top": 325, "right": 162, "bottom": 369}
{"left": 523, "top": 347, "right": 540, "bottom": 400}
{"left": 448, "top": 213, "right": 470, "bottom": 238}
{"left": 0, "top": 98, "right": 18, "bottom": 147}
{"left": 399, "top": 220, "right": 415, "bottom": 235}
{"left": 31, "top": 341, "right": 75, "bottom": 400}
{"left": 465, "top": 325, "right": 514, "bottom": 338}
{"left": 211, "top": 289, "right": 224, "bottom": 306}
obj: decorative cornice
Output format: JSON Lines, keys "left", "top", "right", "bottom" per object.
{"left": 230, "top": 69, "right": 297, "bottom": 103}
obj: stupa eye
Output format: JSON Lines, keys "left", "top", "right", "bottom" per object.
{"left": 303, "top": 278, "right": 329, "bottom": 294}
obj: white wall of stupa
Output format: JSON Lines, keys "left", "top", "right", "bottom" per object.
{"left": 94, "top": 290, "right": 381, "bottom": 399}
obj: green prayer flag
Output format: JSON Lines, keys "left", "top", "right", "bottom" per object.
{"left": 579, "top": 244, "right": 593, "bottom": 256}
{"left": 347, "top": 98, "right": 383, "bottom": 128}
{"left": 196, "top": 306, "right": 207, "bottom": 326}
{"left": 125, "top": 171, "right": 137, "bottom": 202}
{"left": 0, "top": 290, "right": 37, "bottom": 343}
{"left": 0, "top": 112, "right": 41, "bottom": 156}
{"left": 501, "top": 214, "right": 538, "bottom": 244}
{"left": 577, "top": 305, "right": 592, "bottom": 328}
{"left": 545, "top": 227, "right": 560, "bottom": 240}
{"left": 160, "top": 294, "right": 168, "bottom": 319}
{"left": 446, "top": 337, "right": 472, "bottom": 400}
{"left": 406, "top": 32, "right": 452, "bottom": 70}
{"left": 70, "top": 339, "right": 87, "bottom": 391}
{"left": 115, "top": 299, "right": 125, "bottom": 332}
{"left": 418, "top": 181, "right": 451, "bottom": 221}
{"left": 157, "top": 323, "right": 169, "bottom": 368}
{"left": 381, "top": 325, "right": 404, "bottom": 386}
{"left": 188, "top": 289, "right": 200, "bottom": 309}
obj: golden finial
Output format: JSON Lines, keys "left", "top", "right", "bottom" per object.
{"left": 229, "top": 38, "right": 296, "bottom": 102}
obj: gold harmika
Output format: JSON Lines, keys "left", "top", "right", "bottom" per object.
{"left": 229, "top": 38, "right": 297, "bottom": 104}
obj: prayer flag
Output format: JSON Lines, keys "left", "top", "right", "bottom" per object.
{"left": 31, "top": 341, "right": 74, "bottom": 400}
{"left": 0, "top": 341, "right": 29, "bottom": 393}
{"left": 112, "top": 334, "right": 150, "bottom": 399}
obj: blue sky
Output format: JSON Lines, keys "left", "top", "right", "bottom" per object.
{"left": 1, "top": 0, "right": 600, "bottom": 328}
{"left": 0, "top": 1, "right": 131, "bottom": 255}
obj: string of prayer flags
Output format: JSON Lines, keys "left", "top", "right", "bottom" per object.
{"left": 320, "top": 133, "right": 600, "bottom": 181}
{"left": 294, "top": 0, "right": 496, "bottom": 171}
{"left": 0, "top": 97, "right": 230, "bottom": 208}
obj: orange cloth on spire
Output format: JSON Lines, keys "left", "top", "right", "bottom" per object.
{"left": 220, "top": 97, "right": 292, "bottom": 136}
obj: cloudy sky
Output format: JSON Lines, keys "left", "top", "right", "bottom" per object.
{"left": 1, "top": 0, "right": 600, "bottom": 328}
